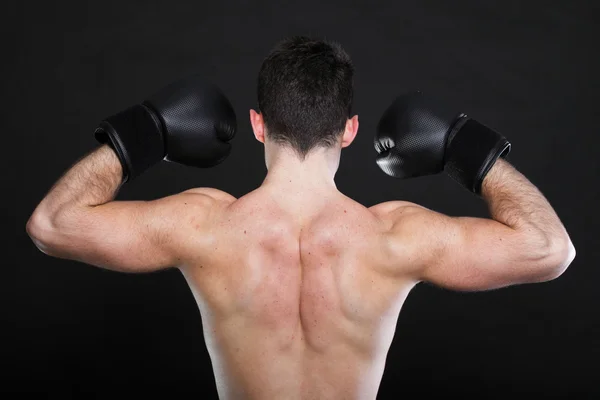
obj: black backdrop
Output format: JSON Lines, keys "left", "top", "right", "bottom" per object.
{"left": 4, "top": 0, "right": 599, "bottom": 398}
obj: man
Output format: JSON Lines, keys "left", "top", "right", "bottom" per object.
{"left": 27, "top": 36, "right": 575, "bottom": 399}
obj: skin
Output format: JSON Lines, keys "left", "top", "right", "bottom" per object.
{"left": 27, "top": 110, "right": 575, "bottom": 400}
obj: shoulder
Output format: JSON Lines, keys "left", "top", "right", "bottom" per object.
{"left": 161, "top": 188, "right": 236, "bottom": 231}
{"left": 369, "top": 200, "right": 423, "bottom": 214}
{"left": 180, "top": 187, "right": 237, "bottom": 207}
{"left": 368, "top": 200, "right": 427, "bottom": 230}
{"left": 166, "top": 188, "right": 236, "bottom": 248}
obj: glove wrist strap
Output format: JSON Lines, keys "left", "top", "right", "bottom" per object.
{"left": 444, "top": 118, "right": 511, "bottom": 194}
{"left": 94, "top": 104, "right": 165, "bottom": 183}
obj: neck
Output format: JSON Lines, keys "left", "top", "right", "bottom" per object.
{"left": 261, "top": 144, "right": 340, "bottom": 192}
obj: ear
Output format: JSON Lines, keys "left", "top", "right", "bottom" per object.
{"left": 341, "top": 115, "right": 359, "bottom": 148}
{"left": 250, "top": 109, "right": 265, "bottom": 144}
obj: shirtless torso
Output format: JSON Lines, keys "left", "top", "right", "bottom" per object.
{"left": 180, "top": 186, "right": 412, "bottom": 400}
{"left": 27, "top": 145, "right": 573, "bottom": 399}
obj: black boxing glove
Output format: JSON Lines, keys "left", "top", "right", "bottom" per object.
{"left": 374, "top": 91, "right": 510, "bottom": 194}
{"left": 95, "top": 75, "right": 236, "bottom": 183}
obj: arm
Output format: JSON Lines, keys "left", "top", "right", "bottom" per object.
{"left": 378, "top": 159, "right": 575, "bottom": 290}
{"left": 26, "top": 145, "right": 232, "bottom": 273}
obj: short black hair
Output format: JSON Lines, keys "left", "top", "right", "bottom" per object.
{"left": 257, "top": 36, "right": 354, "bottom": 159}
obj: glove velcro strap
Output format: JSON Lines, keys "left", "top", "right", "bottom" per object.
{"left": 94, "top": 104, "right": 165, "bottom": 183}
{"left": 444, "top": 118, "right": 511, "bottom": 194}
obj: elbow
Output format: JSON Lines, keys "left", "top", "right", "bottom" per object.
{"left": 26, "top": 211, "right": 60, "bottom": 256}
{"left": 27, "top": 206, "right": 86, "bottom": 257}
{"left": 27, "top": 211, "right": 46, "bottom": 243}
{"left": 536, "top": 237, "right": 576, "bottom": 282}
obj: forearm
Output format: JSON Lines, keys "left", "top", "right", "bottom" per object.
{"left": 29, "top": 145, "right": 123, "bottom": 225}
{"left": 481, "top": 158, "right": 570, "bottom": 248}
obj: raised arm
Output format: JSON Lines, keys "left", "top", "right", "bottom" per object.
{"left": 373, "top": 91, "right": 575, "bottom": 290}
{"left": 380, "top": 159, "right": 574, "bottom": 290}
{"left": 27, "top": 76, "right": 237, "bottom": 272}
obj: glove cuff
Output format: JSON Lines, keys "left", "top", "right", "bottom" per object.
{"left": 444, "top": 118, "right": 511, "bottom": 194}
{"left": 94, "top": 104, "right": 165, "bottom": 183}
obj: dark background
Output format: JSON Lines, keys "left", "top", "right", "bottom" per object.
{"left": 3, "top": 0, "right": 599, "bottom": 398}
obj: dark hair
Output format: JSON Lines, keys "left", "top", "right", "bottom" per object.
{"left": 257, "top": 36, "right": 354, "bottom": 159}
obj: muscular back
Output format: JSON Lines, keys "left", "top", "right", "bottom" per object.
{"left": 180, "top": 188, "right": 415, "bottom": 400}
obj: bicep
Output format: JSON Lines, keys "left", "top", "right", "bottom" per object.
{"left": 388, "top": 206, "right": 555, "bottom": 291}
{"left": 37, "top": 192, "right": 213, "bottom": 273}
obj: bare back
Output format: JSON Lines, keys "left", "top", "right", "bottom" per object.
{"left": 180, "top": 187, "right": 415, "bottom": 400}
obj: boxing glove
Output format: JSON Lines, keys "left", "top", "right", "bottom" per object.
{"left": 374, "top": 91, "right": 510, "bottom": 194}
{"left": 95, "top": 75, "right": 236, "bottom": 183}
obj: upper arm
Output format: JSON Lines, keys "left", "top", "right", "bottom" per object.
{"left": 28, "top": 188, "right": 234, "bottom": 273}
{"left": 375, "top": 201, "right": 566, "bottom": 291}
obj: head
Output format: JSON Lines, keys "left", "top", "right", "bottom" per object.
{"left": 250, "top": 36, "right": 359, "bottom": 166}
